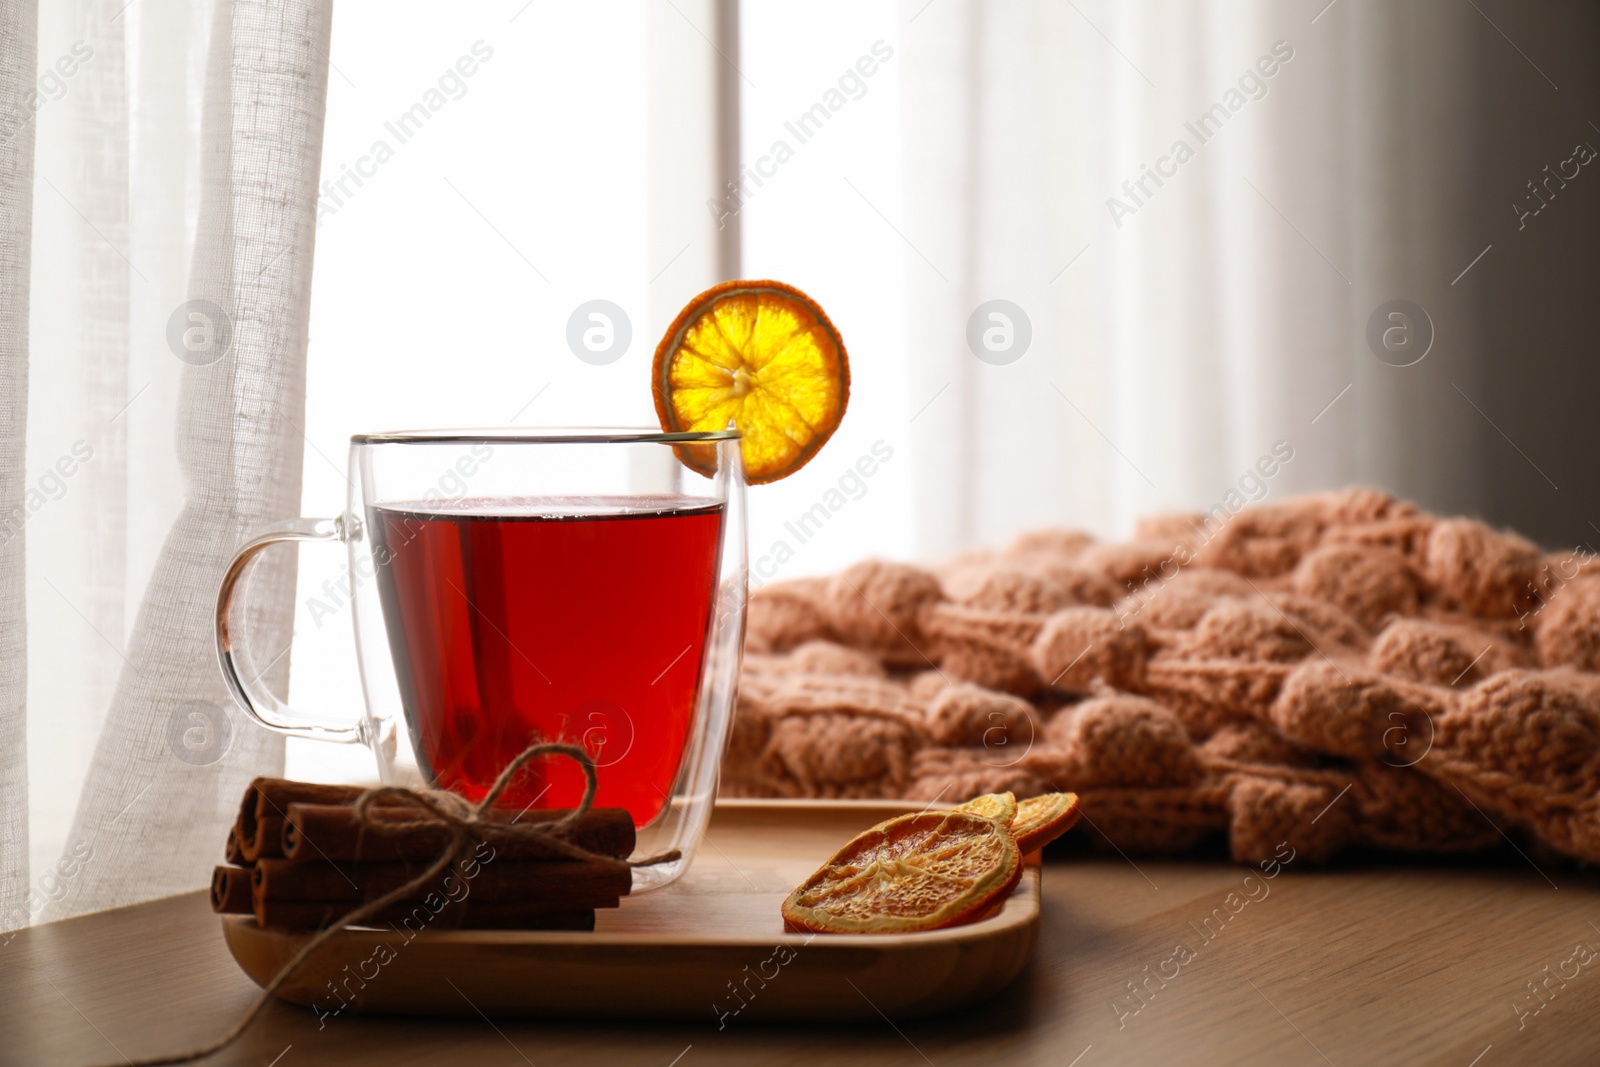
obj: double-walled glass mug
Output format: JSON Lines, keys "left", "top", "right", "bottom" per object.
{"left": 215, "top": 428, "right": 747, "bottom": 890}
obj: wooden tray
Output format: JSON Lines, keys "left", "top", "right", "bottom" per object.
{"left": 222, "top": 798, "right": 1041, "bottom": 1022}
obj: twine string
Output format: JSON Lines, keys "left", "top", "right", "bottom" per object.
{"left": 98, "top": 742, "right": 678, "bottom": 1067}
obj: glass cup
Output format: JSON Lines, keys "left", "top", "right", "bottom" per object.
{"left": 215, "top": 428, "right": 747, "bottom": 890}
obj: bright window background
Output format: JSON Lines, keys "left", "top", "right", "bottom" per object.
{"left": 737, "top": 1, "right": 913, "bottom": 588}
{"left": 286, "top": 1, "right": 911, "bottom": 780}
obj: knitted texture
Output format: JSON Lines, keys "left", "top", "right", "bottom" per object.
{"left": 727, "top": 488, "right": 1600, "bottom": 865}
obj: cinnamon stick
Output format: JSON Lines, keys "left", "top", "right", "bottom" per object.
{"left": 240, "top": 815, "right": 286, "bottom": 862}
{"left": 238, "top": 776, "right": 570, "bottom": 829}
{"left": 211, "top": 865, "right": 253, "bottom": 915}
{"left": 252, "top": 898, "right": 601, "bottom": 931}
{"left": 238, "top": 777, "right": 351, "bottom": 834}
{"left": 252, "top": 857, "right": 632, "bottom": 904}
{"left": 224, "top": 827, "right": 246, "bottom": 866}
{"left": 235, "top": 778, "right": 391, "bottom": 854}
{"left": 282, "top": 804, "right": 635, "bottom": 863}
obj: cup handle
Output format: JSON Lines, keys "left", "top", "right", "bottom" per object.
{"left": 215, "top": 515, "right": 365, "bottom": 744}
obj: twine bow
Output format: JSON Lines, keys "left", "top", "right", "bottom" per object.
{"left": 102, "top": 742, "right": 678, "bottom": 1067}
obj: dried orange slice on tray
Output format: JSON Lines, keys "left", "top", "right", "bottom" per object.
{"left": 951, "top": 791, "right": 1017, "bottom": 827}
{"left": 781, "top": 811, "right": 1020, "bottom": 934}
{"left": 1011, "top": 792, "right": 1082, "bottom": 854}
{"left": 956, "top": 790, "right": 1081, "bottom": 854}
{"left": 653, "top": 280, "right": 849, "bottom": 485}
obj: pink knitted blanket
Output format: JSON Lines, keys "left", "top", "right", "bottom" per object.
{"left": 726, "top": 488, "right": 1600, "bottom": 865}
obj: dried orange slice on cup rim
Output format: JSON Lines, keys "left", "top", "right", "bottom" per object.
{"left": 653, "top": 280, "right": 849, "bottom": 485}
{"left": 781, "top": 810, "right": 1021, "bottom": 935}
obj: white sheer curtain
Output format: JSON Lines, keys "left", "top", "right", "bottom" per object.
{"left": 901, "top": 0, "right": 1489, "bottom": 555}
{"left": 0, "top": 0, "right": 36, "bottom": 934}
{"left": 0, "top": 0, "right": 331, "bottom": 928}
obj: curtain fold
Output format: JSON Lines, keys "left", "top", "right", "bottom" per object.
{"left": 10, "top": 0, "right": 331, "bottom": 922}
{"left": 901, "top": 0, "right": 1493, "bottom": 550}
{"left": 0, "top": 0, "right": 37, "bottom": 933}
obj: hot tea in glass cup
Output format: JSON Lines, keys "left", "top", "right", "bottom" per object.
{"left": 215, "top": 428, "right": 746, "bottom": 890}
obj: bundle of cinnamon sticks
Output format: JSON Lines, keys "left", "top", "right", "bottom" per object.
{"left": 211, "top": 777, "right": 636, "bottom": 932}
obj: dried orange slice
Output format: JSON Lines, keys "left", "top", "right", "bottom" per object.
{"left": 781, "top": 811, "right": 1021, "bottom": 934}
{"left": 1012, "top": 792, "right": 1081, "bottom": 854}
{"left": 652, "top": 280, "right": 849, "bottom": 485}
{"left": 952, "top": 791, "right": 1018, "bottom": 827}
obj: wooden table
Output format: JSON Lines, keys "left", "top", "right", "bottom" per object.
{"left": 5, "top": 848, "right": 1597, "bottom": 1066}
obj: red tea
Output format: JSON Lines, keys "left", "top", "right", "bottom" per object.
{"left": 370, "top": 496, "right": 724, "bottom": 825}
